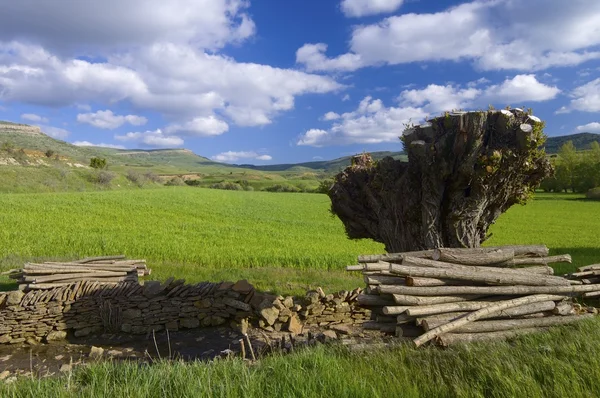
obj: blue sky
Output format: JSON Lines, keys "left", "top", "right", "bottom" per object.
{"left": 0, "top": 0, "right": 599, "bottom": 164}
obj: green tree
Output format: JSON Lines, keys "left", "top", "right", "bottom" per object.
{"left": 557, "top": 141, "right": 578, "bottom": 192}
{"left": 89, "top": 157, "right": 107, "bottom": 169}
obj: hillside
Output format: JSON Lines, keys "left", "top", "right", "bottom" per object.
{"left": 544, "top": 132, "right": 600, "bottom": 153}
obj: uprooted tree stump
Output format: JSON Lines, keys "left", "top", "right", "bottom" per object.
{"left": 328, "top": 109, "right": 553, "bottom": 252}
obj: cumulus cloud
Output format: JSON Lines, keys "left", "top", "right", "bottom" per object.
{"left": 72, "top": 141, "right": 125, "bottom": 149}
{"left": 77, "top": 109, "right": 147, "bottom": 129}
{"left": 21, "top": 113, "right": 48, "bottom": 123}
{"left": 576, "top": 122, "right": 600, "bottom": 133}
{"left": 323, "top": 111, "right": 341, "bottom": 121}
{"left": 115, "top": 129, "right": 184, "bottom": 148}
{"left": 0, "top": 0, "right": 255, "bottom": 54}
{"left": 0, "top": 42, "right": 342, "bottom": 130}
{"left": 560, "top": 78, "right": 600, "bottom": 113}
{"left": 297, "top": 0, "right": 600, "bottom": 72}
{"left": 211, "top": 151, "right": 272, "bottom": 162}
{"left": 341, "top": 0, "right": 404, "bottom": 18}
{"left": 299, "top": 75, "right": 560, "bottom": 147}
{"left": 165, "top": 116, "right": 229, "bottom": 136}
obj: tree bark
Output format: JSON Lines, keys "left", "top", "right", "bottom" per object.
{"left": 391, "top": 294, "right": 484, "bottom": 306}
{"left": 432, "top": 248, "right": 514, "bottom": 265}
{"left": 428, "top": 313, "right": 592, "bottom": 333}
{"left": 328, "top": 110, "right": 552, "bottom": 252}
{"left": 435, "top": 328, "right": 546, "bottom": 346}
{"left": 405, "top": 277, "right": 470, "bottom": 287}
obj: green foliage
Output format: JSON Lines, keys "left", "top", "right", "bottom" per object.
{"left": 89, "top": 157, "right": 107, "bottom": 169}
{"left": 45, "top": 149, "right": 55, "bottom": 158}
{"left": 1, "top": 141, "right": 15, "bottom": 153}
{"left": 263, "top": 184, "right": 301, "bottom": 193}
{"left": 315, "top": 179, "right": 334, "bottom": 194}
{"left": 90, "top": 170, "right": 116, "bottom": 186}
{"left": 210, "top": 181, "right": 244, "bottom": 190}
{"left": 164, "top": 176, "right": 186, "bottom": 186}
{"left": 541, "top": 141, "right": 600, "bottom": 193}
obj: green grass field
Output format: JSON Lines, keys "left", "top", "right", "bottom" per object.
{"left": 1, "top": 189, "right": 600, "bottom": 397}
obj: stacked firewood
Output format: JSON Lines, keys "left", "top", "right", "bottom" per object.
{"left": 347, "top": 245, "right": 599, "bottom": 347}
{"left": 3, "top": 256, "right": 150, "bottom": 290}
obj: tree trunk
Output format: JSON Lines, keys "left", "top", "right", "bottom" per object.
{"left": 328, "top": 110, "right": 552, "bottom": 252}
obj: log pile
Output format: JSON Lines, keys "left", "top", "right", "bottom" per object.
{"left": 348, "top": 245, "right": 598, "bottom": 346}
{"left": 2, "top": 255, "right": 150, "bottom": 291}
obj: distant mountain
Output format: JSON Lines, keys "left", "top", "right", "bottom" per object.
{"left": 544, "top": 132, "right": 600, "bottom": 154}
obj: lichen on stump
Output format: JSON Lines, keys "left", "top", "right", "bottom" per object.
{"left": 328, "top": 109, "right": 553, "bottom": 252}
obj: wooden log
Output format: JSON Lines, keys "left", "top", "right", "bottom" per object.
{"left": 419, "top": 301, "right": 558, "bottom": 329}
{"left": 392, "top": 294, "right": 484, "bottom": 306}
{"left": 382, "top": 306, "right": 410, "bottom": 315}
{"left": 346, "top": 265, "right": 363, "bottom": 271}
{"left": 569, "top": 270, "right": 600, "bottom": 278}
{"left": 553, "top": 303, "right": 575, "bottom": 315}
{"left": 509, "top": 254, "right": 571, "bottom": 266}
{"left": 364, "top": 275, "right": 406, "bottom": 286}
{"left": 431, "top": 314, "right": 591, "bottom": 334}
{"left": 357, "top": 294, "right": 395, "bottom": 307}
{"left": 401, "top": 257, "right": 567, "bottom": 283}
{"left": 387, "top": 262, "right": 569, "bottom": 287}
{"left": 74, "top": 255, "right": 127, "bottom": 264}
{"left": 580, "top": 277, "right": 600, "bottom": 285}
{"left": 405, "top": 277, "right": 466, "bottom": 287}
{"left": 25, "top": 271, "right": 130, "bottom": 284}
{"left": 413, "top": 294, "right": 565, "bottom": 347}
{"left": 406, "top": 301, "right": 515, "bottom": 317}
{"left": 429, "top": 245, "right": 549, "bottom": 257}
{"left": 362, "top": 271, "right": 393, "bottom": 276}
{"left": 378, "top": 284, "right": 600, "bottom": 296}
{"left": 583, "top": 291, "right": 600, "bottom": 298}
{"left": 358, "top": 250, "right": 433, "bottom": 263}
{"left": 432, "top": 248, "right": 514, "bottom": 265}
{"left": 436, "top": 328, "right": 546, "bottom": 346}
{"left": 577, "top": 264, "right": 600, "bottom": 272}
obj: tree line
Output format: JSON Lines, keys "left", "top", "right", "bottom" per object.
{"left": 541, "top": 141, "right": 600, "bottom": 193}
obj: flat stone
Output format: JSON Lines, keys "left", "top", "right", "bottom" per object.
{"left": 165, "top": 321, "right": 179, "bottom": 331}
{"left": 122, "top": 309, "right": 142, "bottom": 320}
{"left": 232, "top": 280, "right": 254, "bottom": 294}
{"left": 222, "top": 297, "right": 251, "bottom": 312}
{"left": 283, "top": 296, "right": 295, "bottom": 308}
{"left": 46, "top": 331, "right": 67, "bottom": 342}
{"left": 89, "top": 346, "right": 104, "bottom": 359}
{"left": 0, "top": 335, "right": 11, "bottom": 344}
{"left": 6, "top": 291, "right": 24, "bottom": 306}
{"left": 329, "top": 324, "right": 352, "bottom": 335}
{"left": 180, "top": 318, "right": 200, "bottom": 329}
{"left": 322, "top": 330, "right": 337, "bottom": 340}
{"left": 259, "top": 307, "right": 279, "bottom": 326}
{"left": 59, "top": 364, "right": 72, "bottom": 373}
{"left": 286, "top": 315, "right": 303, "bottom": 335}
{"left": 0, "top": 370, "right": 10, "bottom": 380}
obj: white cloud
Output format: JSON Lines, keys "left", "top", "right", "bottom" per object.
{"left": 39, "top": 125, "right": 70, "bottom": 139}
{"left": 562, "top": 78, "right": 600, "bottom": 113}
{"left": 300, "top": 74, "right": 560, "bottom": 147}
{"left": 0, "top": 0, "right": 255, "bottom": 54}
{"left": 297, "top": 0, "right": 600, "bottom": 72}
{"left": 77, "top": 109, "right": 147, "bottom": 129}
{"left": 576, "top": 122, "right": 600, "bottom": 133}
{"left": 323, "top": 111, "right": 341, "bottom": 121}
{"left": 297, "top": 96, "right": 427, "bottom": 147}
{"left": 342, "top": 94, "right": 350, "bottom": 101}
{"left": 211, "top": 151, "right": 272, "bottom": 162}
{"left": 20, "top": 113, "right": 48, "bottom": 123}
{"left": 341, "top": 0, "right": 404, "bottom": 18}
{"left": 72, "top": 141, "right": 126, "bottom": 149}
{"left": 165, "top": 116, "right": 229, "bottom": 136}
{"left": 0, "top": 42, "right": 342, "bottom": 130}
{"left": 115, "top": 129, "right": 184, "bottom": 148}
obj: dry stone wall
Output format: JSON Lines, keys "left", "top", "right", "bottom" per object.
{"left": 0, "top": 279, "right": 370, "bottom": 344}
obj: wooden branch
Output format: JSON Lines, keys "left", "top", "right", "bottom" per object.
{"left": 378, "top": 284, "right": 600, "bottom": 296}
{"left": 346, "top": 265, "right": 363, "bottom": 271}
{"left": 405, "top": 277, "right": 467, "bottom": 287}
{"left": 583, "top": 291, "right": 600, "bottom": 298}
{"left": 25, "top": 271, "right": 130, "bottom": 284}
{"left": 436, "top": 328, "right": 546, "bottom": 346}
{"left": 406, "top": 301, "right": 514, "bottom": 317}
{"left": 435, "top": 314, "right": 591, "bottom": 334}
{"left": 392, "top": 294, "right": 484, "bottom": 306}
{"left": 382, "top": 306, "right": 410, "bottom": 315}
{"left": 432, "top": 248, "right": 514, "bottom": 265}
{"left": 509, "top": 254, "right": 571, "bottom": 266}
{"left": 357, "top": 294, "right": 395, "bottom": 307}
{"left": 420, "top": 301, "right": 558, "bottom": 330}
{"left": 413, "top": 294, "right": 562, "bottom": 347}
{"left": 364, "top": 275, "right": 406, "bottom": 286}
{"left": 358, "top": 250, "right": 433, "bottom": 263}
{"left": 577, "top": 264, "right": 600, "bottom": 272}
{"left": 388, "top": 262, "right": 569, "bottom": 286}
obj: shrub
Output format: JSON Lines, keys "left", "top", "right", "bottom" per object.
{"left": 95, "top": 171, "right": 116, "bottom": 186}
{"left": 1, "top": 141, "right": 15, "bottom": 154}
{"left": 90, "top": 157, "right": 107, "bottom": 169}
{"left": 263, "top": 184, "right": 301, "bottom": 193}
{"left": 165, "top": 177, "right": 186, "bottom": 186}
{"left": 314, "top": 179, "right": 334, "bottom": 194}
{"left": 143, "top": 171, "right": 162, "bottom": 183}
{"left": 210, "top": 182, "right": 243, "bottom": 191}
{"left": 126, "top": 170, "right": 144, "bottom": 187}
{"left": 587, "top": 188, "right": 600, "bottom": 200}
{"left": 45, "top": 149, "right": 55, "bottom": 158}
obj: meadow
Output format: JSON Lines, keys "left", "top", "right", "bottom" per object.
{"left": 1, "top": 188, "right": 600, "bottom": 397}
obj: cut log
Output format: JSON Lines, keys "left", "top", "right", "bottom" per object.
{"left": 406, "top": 301, "right": 509, "bottom": 317}
{"left": 25, "top": 271, "right": 131, "bottom": 284}
{"left": 357, "top": 294, "right": 396, "bottom": 307}
{"left": 387, "top": 262, "right": 569, "bottom": 286}
{"left": 436, "top": 328, "right": 546, "bottom": 346}
{"left": 569, "top": 270, "right": 600, "bottom": 278}
{"left": 553, "top": 303, "right": 575, "bottom": 315}
{"left": 358, "top": 251, "right": 434, "bottom": 263}
{"left": 395, "top": 324, "right": 423, "bottom": 338}
{"left": 405, "top": 277, "right": 467, "bottom": 287}
{"left": 577, "top": 264, "right": 600, "bottom": 272}
{"left": 382, "top": 306, "right": 410, "bottom": 315}
{"left": 346, "top": 265, "right": 363, "bottom": 271}
{"left": 432, "top": 248, "right": 514, "bottom": 265}
{"left": 364, "top": 275, "right": 406, "bottom": 286}
{"left": 509, "top": 254, "right": 571, "bottom": 266}
{"left": 392, "top": 294, "right": 484, "bottom": 306}
{"left": 431, "top": 314, "right": 592, "bottom": 334}
{"left": 420, "top": 301, "right": 557, "bottom": 330}
{"left": 378, "top": 284, "right": 600, "bottom": 296}
{"left": 413, "top": 294, "right": 567, "bottom": 347}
